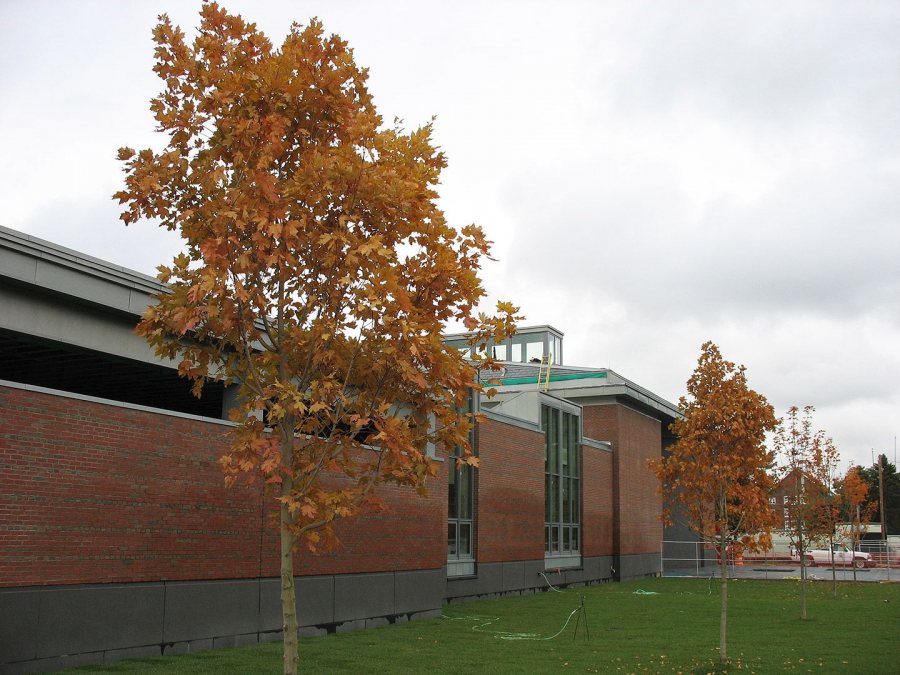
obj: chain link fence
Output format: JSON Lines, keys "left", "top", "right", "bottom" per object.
{"left": 661, "top": 539, "right": 898, "bottom": 580}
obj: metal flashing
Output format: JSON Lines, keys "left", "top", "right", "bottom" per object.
{"left": 494, "top": 371, "right": 608, "bottom": 386}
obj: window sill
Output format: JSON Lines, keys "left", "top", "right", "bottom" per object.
{"left": 544, "top": 554, "right": 582, "bottom": 570}
{"left": 447, "top": 559, "right": 475, "bottom": 577}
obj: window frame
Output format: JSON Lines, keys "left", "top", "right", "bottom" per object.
{"left": 542, "top": 402, "right": 581, "bottom": 565}
{"left": 447, "top": 390, "right": 477, "bottom": 575}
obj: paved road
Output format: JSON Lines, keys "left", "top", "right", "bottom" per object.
{"left": 664, "top": 564, "right": 899, "bottom": 583}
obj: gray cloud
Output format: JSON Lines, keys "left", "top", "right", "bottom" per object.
{"left": 1, "top": 0, "right": 897, "bottom": 469}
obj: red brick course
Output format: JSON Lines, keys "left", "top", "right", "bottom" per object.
{"left": 475, "top": 417, "right": 544, "bottom": 562}
{"left": 0, "top": 385, "right": 444, "bottom": 587}
{"left": 1, "top": 384, "right": 666, "bottom": 588}
{"left": 615, "top": 406, "right": 663, "bottom": 555}
{"left": 582, "top": 403, "right": 662, "bottom": 556}
{"left": 582, "top": 445, "right": 614, "bottom": 556}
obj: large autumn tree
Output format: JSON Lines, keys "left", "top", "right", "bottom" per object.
{"left": 651, "top": 341, "right": 777, "bottom": 665}
{"left": 114, "top": 4, "right": 516, "bottom": 673}
{"left": 773, "top": 406, "right": 841, "bottom": 610}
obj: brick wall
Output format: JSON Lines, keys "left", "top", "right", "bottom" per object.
{"left": 0, "top": 385, "right": 444, "bottom": 587}
{"left": 582, "top": 444, "right": 614, "bottom": 556}
{"left": 615, "top": 406, "right": 663, "bottom": 555}
{"left": 582, "top": 403, "right": 662, "bottom": 557}
{"left": 475, "top": 417, "right": 544, "bottom": 563}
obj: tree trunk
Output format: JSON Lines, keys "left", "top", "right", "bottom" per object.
{"left": 798, "top": 531, "right": 807, "bottom": 621}
{"left": 829, "top": 534, "right": 836, "bottom": 597}
{"left": 275, "top": 289, "right": 299, "bottom": 675}
{"left": 281, "top": 495, "right": 299, "bottom": 674}
{"left": 280, "top": 420, "right": 299, "bottom": 675}
{"left": 719, "top": 534, "right": 728, "bottom": 664}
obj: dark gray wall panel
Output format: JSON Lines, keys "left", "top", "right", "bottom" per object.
{"left": 410, "top": 608, "right": 442, "bottom": 621}
{"left": 257, "top": 578, "right": 282, "bottom": 633}
{"left": 102, "top": 646, "right": 162, "bottom": 663}
{"left": 0, "top": 588, "right": 41, "bottom": 662}
{"left": 36, "top": 583, "right": 164, "bottom": 658}
{"left": 523, "top": 560, "right": 545, "bottom": 587}
{"left": 394, "top": 569, "right": 443, "bottom": 615}
{"left": 295, "top": 576, "right": 335, "bottom": 626}
{"left": 446, "top": 562, "right": 501, "bottom": 598}
{"left": 500, "top": 561, "right": 525, "bottom": 591}
{"left": 538, "top": 567, "right": 564, "bottom": 591}
{"left": 581, "top": 556, "right": 601, "bottom": 579}
{"left": 618, "top": 553, "right": 661, "bottom": 580}
{"left": 334, "top": 573, "right": 394, "bottom": 622}
{"left": 583, "top": 555, "right": 614, "bottom": 581}
{"left": 10, "top": 651, "right": 101, "bottom": 674}
{"left": 162, "top": 579, "right": 258, "bottom": 642}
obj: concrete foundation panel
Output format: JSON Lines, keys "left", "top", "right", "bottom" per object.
{"left": 618, "top": 553, "right": 662, "bottom": 580}
{"left": 0, "top": 588, "right": 41, "bottom": 662}
{"left": 162, "top": 579, "right": 258, "bottom": 643}
{"left": 501, "top": 561, "right": 526, "bottom": 591}
{"left": 446, "top": 562, "right": 501, "bottom": 598}
{"left": 235, "top": 633, "right": 259, "bottom": 647}
{"left": 409, "top": 608, "right": 442, "bottom": 622}
{"left": 334, "top": 572, "right": 394, "bottom": 622}
{"left": 295, "top": 576, "right": 336, "bottom": 626}
{"left": 36, "top": 583, "right": 165, "bottom": 658}
{"left": 102, "top": 646, "right": 162, "bottom": 663}
{"left": 257, "top": 578, "right": 283, "bottom": 633}
{"left": 523, "top": 560, "right": 545, "bottom": 588}
{"left": 13, "top": 651, "right": 101, "bottom": 674}
{"left": 394, "top": 569, "right": 443, "bottom": 615}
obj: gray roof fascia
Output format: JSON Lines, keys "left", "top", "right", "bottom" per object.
{"left": 0, "top": 225, "right": 167, "bottom": 315}
{"left": 444, "top": 323, "right": 565, "bottom": 341}
{"left": 564, "top": 384, "right": 681, "bottom": 420}
{"left": 582, "top": 437, "right": 613, "bottom": 452}
{"left": 495, "top": 372, "right": 680, "bottom": 421}
{"left": 481, "top": 408, "right": 542, "bottom": 433}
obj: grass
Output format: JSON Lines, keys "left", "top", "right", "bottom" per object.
{"left": 68, "top": 577, "right": 900, "bottom": 674}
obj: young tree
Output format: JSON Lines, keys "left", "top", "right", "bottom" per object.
{"left": 114, "top": 5, "right": 517, "bottom": 673}
{"left": 773, "top": 406, "right": 841, "bottom": 612}
{"left": 812, "top": 436, "right": 842, "bottom": 596}
{"left": 837, "top": 466, "right": 874, "bottom": 582}
{"left": 650, "top": 342, "right": 777, "bottom": 665}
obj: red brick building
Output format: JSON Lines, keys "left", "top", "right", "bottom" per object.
{"left": 769, "top": 467, "right": 829, "bottom": 531}
{"left": 0, "top": 226, "right": 678, "bottom": 671}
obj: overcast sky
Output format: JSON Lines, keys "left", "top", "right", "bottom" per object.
{"left": 1, "top": 1, "right": 897, "bottom": 470}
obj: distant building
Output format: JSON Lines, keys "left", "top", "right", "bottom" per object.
{"left": 0, "top": 225, "right": 678, "bottom": 672}
{"left": 769, "top": 467, "right": 828, "bottom": 531}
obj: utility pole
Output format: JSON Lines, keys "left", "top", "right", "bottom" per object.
{"left": 877, "top": 453, "right": 886, "bottom": 541}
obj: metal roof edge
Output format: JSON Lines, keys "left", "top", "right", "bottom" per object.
{"left": 0, "top": 224, "right": 168, "bottom": 296}
{"left": 480, "top": 408, "right": 542, "bottom": 433}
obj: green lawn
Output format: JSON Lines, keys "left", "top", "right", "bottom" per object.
{"left": 69, "top": 578, "right": 899, "bottom": 674}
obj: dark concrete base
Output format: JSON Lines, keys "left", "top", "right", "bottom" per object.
{"left": 1, "top": 569, "right": 444, "bottom": 674}
{"left": 614, "top": 553, "right": 662, "bottom": 580}
{"left": 446, "top": 556, "right": 616, "bottom": 602}
{"left": 3, "top": 554, "right": 659, "bottom": 672}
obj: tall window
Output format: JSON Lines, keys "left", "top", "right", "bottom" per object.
{"left": 448, "top": 392, "right": 475, "bottom": 571}
{"left": 543, "top": 405, "right": 580, "bottom": 557}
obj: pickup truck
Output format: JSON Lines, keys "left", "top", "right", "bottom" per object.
{"left": 792, "top": 545, "right": 874, "bottom": 569}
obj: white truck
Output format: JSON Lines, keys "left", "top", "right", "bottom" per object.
{"left": 792, "top": 544, "right": 874, "bottom": 569}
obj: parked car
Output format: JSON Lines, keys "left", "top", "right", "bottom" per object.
{"left": 791, "top": 544, "right": 874, "bottom": 569}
